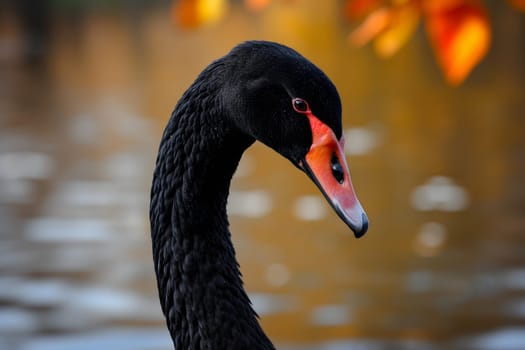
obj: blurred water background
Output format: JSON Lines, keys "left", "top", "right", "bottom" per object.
{"left": 1, "top": 1, "right": 525, "bottom": 349}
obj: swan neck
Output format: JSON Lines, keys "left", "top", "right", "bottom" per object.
{"left": 150, "top": 71, "right": 274, "bottom": 349}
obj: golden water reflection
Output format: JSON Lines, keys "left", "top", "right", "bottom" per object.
{"left": 1, "top": 2, "right": 525, "bottom": 349}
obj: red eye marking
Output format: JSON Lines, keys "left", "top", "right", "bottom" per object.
{"left": 292, "top": 98, "right": 310, "bottom": 113}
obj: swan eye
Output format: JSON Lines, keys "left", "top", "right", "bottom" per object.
{"left": 292, "top": 98, "right": 309, "bottom": 113}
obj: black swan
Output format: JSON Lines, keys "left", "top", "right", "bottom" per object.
{"left": 150, "top": 41, "right": 368, "bottom": 350}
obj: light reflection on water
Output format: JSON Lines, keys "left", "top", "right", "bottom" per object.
{"left": 411, "top": 176, "right": 469, "bottom": 212}
{"left": 1, "top": 2, "right": 525, "bottom": 350}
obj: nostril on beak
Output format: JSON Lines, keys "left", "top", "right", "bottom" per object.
{"left": 330, "top": 153, "right": 344, "bottom": 184}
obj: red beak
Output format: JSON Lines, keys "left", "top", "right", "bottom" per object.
{"left": 299, "top": 110, "right": 368, "bottom": 238}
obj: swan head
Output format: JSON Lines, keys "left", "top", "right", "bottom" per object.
{"left": 222, "top": 41, "right": 368, "bottom": 238}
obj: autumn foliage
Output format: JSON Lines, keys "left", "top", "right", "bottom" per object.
{"left": 171, "top": 0, "right": 524, "bottom": 85}
{"left": 346, "top": 0, "right": 493, "bottom": 85}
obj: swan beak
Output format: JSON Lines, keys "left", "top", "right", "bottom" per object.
{"left": 299, "top": 114, "right": 368, "bottom": 238}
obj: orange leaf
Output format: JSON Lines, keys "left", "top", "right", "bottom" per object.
{"left": 245, "top": 0, "right": 272, "bottom": 12}
{"left": 424, "top": 0, "right": 468, "bottom": 13}
{"left": 425, "top": 1, "right": 491, "bottom": 85}
{"left": 348, "top": 7, "right": 392, "bottom": 47}
{"left": 374, "top": 4, "right": 420, "bottom": 57}
{"left": 508, "top": 0, "right": 525, "bottom": 11}
{"left": 172, "top": 0, "right": 228, "bottom": 29}
{"left": 344, "top": 0, "right": 385, "bottom": 20}
{"left": 172, "top": 0, "right": 198, "bottom": 28}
